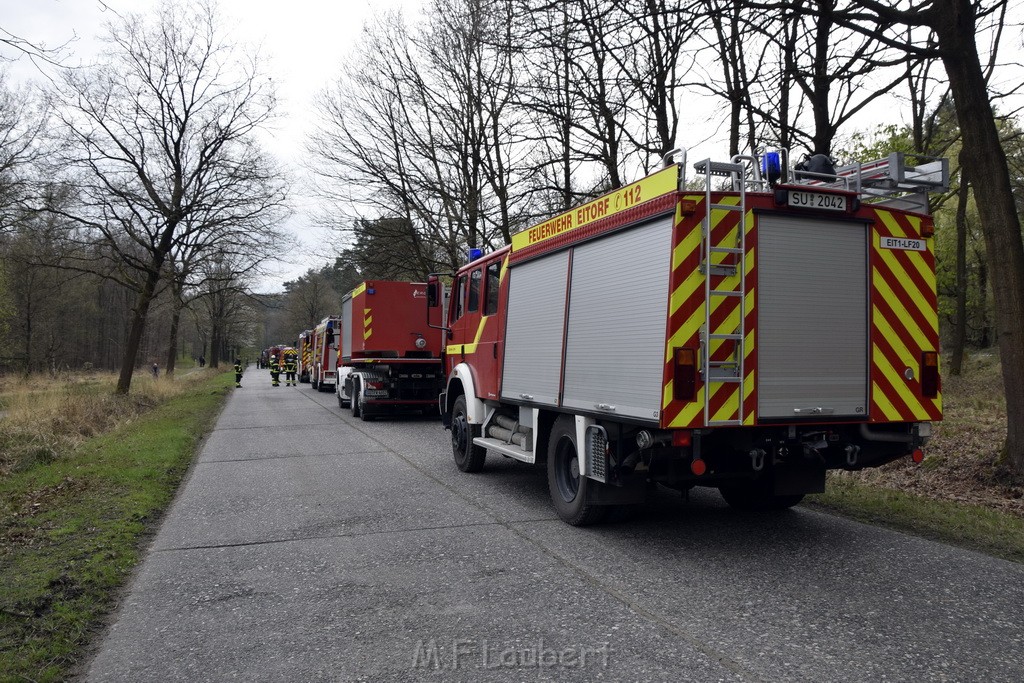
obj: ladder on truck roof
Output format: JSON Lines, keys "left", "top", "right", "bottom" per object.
{"left": 694, "top": 159, "right": 747, "bottom": 427}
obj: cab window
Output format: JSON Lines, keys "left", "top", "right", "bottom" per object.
{"left": 484, "top": 261, "right": 500, "bottom": 316}
{"left": 452, "top": 275, "right": 467, "bottom": 322}
{"left": 468, "top": 268, "right": 482, "bottom": 313}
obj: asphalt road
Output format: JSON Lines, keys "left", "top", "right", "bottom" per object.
{"left": 85, "top": 372, "right": 1024, "bottom": 682}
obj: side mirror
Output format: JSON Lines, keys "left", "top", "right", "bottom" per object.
{"left": 426, "top": 273, "right": 452, "bottom": 333}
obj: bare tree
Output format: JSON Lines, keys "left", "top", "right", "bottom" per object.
{"left": 0, "top": 70, "right": 46, "bottom": 231}
{"left": 43, "top": 0, "right": 287, "bottom": 393}
{"left": 310, "top": 0, "right": 524, "bottom": 273}
{"left": 827, "top": 0, "right": 1024, "bottom": 479}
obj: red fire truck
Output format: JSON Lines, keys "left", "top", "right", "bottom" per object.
{"left": 297, "top": 329, "right": 313, "bottom": 383}
{"left": 337, "top": 280, "right": 444, "bottom": 420}
{"left": 310, "top": 316, "right": 341, "bottom": 392}
{"left": 435, "top": 150, "right": 946, "bottom": 525}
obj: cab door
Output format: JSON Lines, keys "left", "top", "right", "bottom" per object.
{"left": 447, "top": 256, "right": 506, "bottom": 401}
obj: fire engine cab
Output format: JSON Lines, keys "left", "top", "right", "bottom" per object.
{"left": 433, "top": 149, "right": 947, "bottom": 525}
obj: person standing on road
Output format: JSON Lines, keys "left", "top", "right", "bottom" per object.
{"left": 284, "top": 351, "right": 298, "bottom": 386}
{"left": 234, "top": 359, "right": 243, "bottom": 388}
{"left": 270, "top": 353, "right": 280, "bottom": 387}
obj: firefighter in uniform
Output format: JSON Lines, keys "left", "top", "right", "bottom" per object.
{"left": 270, "top": 353, "right": 280, "bottom": 387}
{"left": 284, "top": 351, "right": 298, "bottom": 386}
{"left": 234, "top": 359, "right": 243, "bottom": 388}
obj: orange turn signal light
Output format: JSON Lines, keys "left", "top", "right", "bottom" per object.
{"left": 673, "top": 347, "right": 697, "bottom": 402}
{"left": 920, "top": 351, "right": 939, "bottom": 398}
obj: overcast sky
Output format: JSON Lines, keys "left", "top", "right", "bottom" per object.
{"left": 0, "top": 0, "right": 420, "bottom": 291}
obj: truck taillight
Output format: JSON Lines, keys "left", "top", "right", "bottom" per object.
{"left": 921, "top": 351, "right": 939, "bottom": 398}
{"left": 367, "top": 380, "right": 385, "bottom": 390}
{"left": 673, "top": 347, "right": 697, "bottom": 402}
{"left": 672, "top": 430, "right": 692, "bottom": 447}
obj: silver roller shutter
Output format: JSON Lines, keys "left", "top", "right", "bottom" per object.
{"left": 501, "top": 251, "right": 570, "bottom": 406}
{"left": 757, "top": 215, "right": 868, "bottom": 419}
{"left": 562, "top": 218, "right": 673, "bottom": 421}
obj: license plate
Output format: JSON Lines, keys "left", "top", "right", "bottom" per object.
{"left": 787, "top": 190, "right": 847, "bottom": 212}
{"left": 364, "top": 389, "right": 388, "bottom": 397}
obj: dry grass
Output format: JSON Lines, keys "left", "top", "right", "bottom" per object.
{"left": 0, "top": 368, "right": 218, "bottom": 478}
{"left": 834, "top": 351, "right": 1024, "bottom": 517}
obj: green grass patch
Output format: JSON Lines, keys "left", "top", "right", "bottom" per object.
{"left": 808, "top": 474, "right": 1024, "bottom": 564}
{"left": 0, "top": 371, "right": 233, "bottom": 682}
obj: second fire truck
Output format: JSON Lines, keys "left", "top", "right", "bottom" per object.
{"left": 336, "top": 280, "right": 444, "bottom": 420}
{"left": 434, "top": 149, "right": 946, "bottom": 525}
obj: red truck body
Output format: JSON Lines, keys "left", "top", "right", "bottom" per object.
{"left": 437, "top": 150, "right": 945, "bottom": 524}
{"left": 310, "top": 317, "right": 341, "bottom": 391}
{"left": 337, "top": 281, "right": 443, "bottom": 419}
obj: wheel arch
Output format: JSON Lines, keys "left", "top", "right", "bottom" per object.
{"left": 445, "top": 363, "right": 485, "bottom": 425}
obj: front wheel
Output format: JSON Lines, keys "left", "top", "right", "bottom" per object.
{"left": 547, "top": 416, "right": 605, "bottom": 526}
{"left": 451, "top": 395, "right": 485, "bottom": 472}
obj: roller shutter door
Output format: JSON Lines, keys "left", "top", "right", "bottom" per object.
{"left": 757, "top": 215, "right": 869, "bottom": 419}
{"left": 562, "top": 218, "right": 672, "bottom": 422}
{"left": 501, "top": 251, "right": 569, "bottom": 406}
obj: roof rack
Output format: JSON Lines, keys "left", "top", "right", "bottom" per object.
{"left": 792, "top": 152, "right": 949, "bottom": 213}
{"left": 835, "top": 152, "right": 949, "bottom": 195}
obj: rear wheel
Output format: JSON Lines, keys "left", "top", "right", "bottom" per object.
{"left": 719, "top": 479, "right": 804, "bottom": 511}
{"left": 451, "top": 395, "right": 485, "bottom": 472}
{"left": 547, "top": 416, "right": 605, "bottom": 526}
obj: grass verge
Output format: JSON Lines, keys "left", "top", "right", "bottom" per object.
{"left": 807, "top": 473, "right": 1024, "bottom": 564}
{"left": 0, "top": 371, "right": 233, "bottom": 682}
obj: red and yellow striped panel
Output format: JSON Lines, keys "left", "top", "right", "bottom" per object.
{"left": 661, "top": 195, "right": 757, "bottom": 428}
{"left": 869, "top": 210, "right": 942, "bottom": 421}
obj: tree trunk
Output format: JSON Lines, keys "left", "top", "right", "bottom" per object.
{"left": 949, "top": 167, "right": 969, "bottom": 375}
{"left": 934, "top": 0, "right": 1024, "bottom": 478}
{"left": 116, "top": 267, "right": 162, "bottom": 394}
{"left": 165, "top": 295, "right": 183, "bottom": 377}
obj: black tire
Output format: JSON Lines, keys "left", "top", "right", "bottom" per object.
{"left": 719, "top": 479, "right": 804, "bottom": 511}
{"left": 351, "top": 380, "right": 361, "bottom": 418}
{"left": 358, "top": 390, "right": 373, "bottom": 421}
{"left": 547, "top": 416, "right": 606, "bottom": 526}
{"left": 451, "top": 395, "right": 485, "bottom": 472}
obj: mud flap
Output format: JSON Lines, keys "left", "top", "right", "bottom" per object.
{"left": 587, "top": 478, "right": 650, "bottom": 506}
{"left": 773, "top": 462, "right": 826, "bottom": 496}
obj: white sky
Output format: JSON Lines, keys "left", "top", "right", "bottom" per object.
{"left": 0, "top": 0, "right": 421, "bottom": 291}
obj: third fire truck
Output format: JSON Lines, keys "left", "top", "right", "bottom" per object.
{"left": 310, "top": 316, "right": 341, "bottom": 392}
{"left": 434, "top": 149, "right": 946, "bottom": 525}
